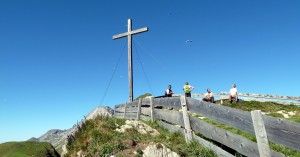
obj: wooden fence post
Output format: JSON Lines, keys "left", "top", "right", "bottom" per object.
{"left": 180, "top": 96, "right": 193, "bottom": 143}
{"left": 114, "top": 105, "right": 116, "bottom": 116}
{"left": 136, "top": 98, "right": 142, "bottom": 120}
{"left": 150, "top": 97, "right": 154, "bottom": 122}
{"left": 123, "top": 102, "right": 127, "bottom": 119}
{"left": 251, "top": 110, "right": 271, "bottom": 157}
{"left": 220, "top": 96, "right": 223, "bottom": 105}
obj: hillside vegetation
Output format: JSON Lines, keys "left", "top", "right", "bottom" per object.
{"left": 65, "top": 116, "right": 216, "bottom": 157}
{"left": 218, "top": 100, "right": 300, "bottom": 123}
{"left": 0, "top": 141, "right": 60, "bottom": 157}
{"left": 134, "top": 93, "right": 152, "bottom": 100}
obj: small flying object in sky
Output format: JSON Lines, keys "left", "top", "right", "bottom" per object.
{"left": 186, "top": 40, "right": 192, "bottom": 46}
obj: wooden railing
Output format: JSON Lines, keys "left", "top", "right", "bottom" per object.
{"left": 114, "top": 97, "right": 300, "bottom": 157}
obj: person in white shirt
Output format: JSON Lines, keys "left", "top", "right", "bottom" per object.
{"left": 229, "top": 84, "right": 238, "bottom": 104}
{"left": 203, "top": 88, "right": 215, "bottom": 103}
{"left": 183, "top": 82, "right": 194, "bottom": 97}
{"left": 165, "top": 85, "right": 174, "bottom": 97}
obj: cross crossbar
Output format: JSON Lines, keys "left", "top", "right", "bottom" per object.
{"left": 112, "top": 27, "right": 148, "bottom": 39}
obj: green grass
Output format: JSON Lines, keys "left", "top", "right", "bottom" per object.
{"left": 0, "top": 141, "right": 60, "bottom": 157}
{"left": 218, "top": 100, "right": 300, "bottom": 113}
{"left": 144, "top": 120, "right": 216, "bottom": 157}
{"left": 266, "top": 112, "right": 284, "bottom": 118}
{"left": 134, "top": 93, "right": 152, "bottom": 100}
{"left": 218, "top": 100, "right": 300, "bottom": 123}
{"left": 287, "top": 116, "right": 300, "bottom": 123}
{"left": 65, "top": 116, "right": 216, "bottom": 157}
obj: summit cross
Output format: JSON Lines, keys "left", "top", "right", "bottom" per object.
{"left": 112, "top": 19, "right": 148, "bottom": 102}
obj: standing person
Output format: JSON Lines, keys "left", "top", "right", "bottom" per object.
{"left": 203, "top": 88, "right": 215, "bottom": 103}
{"left": 229, "top": 84, "right": 238, "bottom": 104}
{"left": 165, "top": 85, "right": 174, "bottom": 97}
{"left": 183, "top": 82, "right": 194, "bottom": 97}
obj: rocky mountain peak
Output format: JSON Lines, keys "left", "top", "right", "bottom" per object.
{"left": 30, "top": 106, "right": 114, "bottom": 155}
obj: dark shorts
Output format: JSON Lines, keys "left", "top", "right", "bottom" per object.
{"left": 185, "top": 93, "right": 191, "bottom": 97}
{"left": 230, "top": 96, "right": 239, "bottom": 102}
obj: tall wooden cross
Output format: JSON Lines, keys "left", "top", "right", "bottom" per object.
{"left": 112, "top": 19, "right": 148, "bottom": 102}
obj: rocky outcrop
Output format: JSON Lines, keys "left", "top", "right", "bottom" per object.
{"left": 142, "top": 143, "right": 179, "bottom": 157}
{"left": 30, "top": 106, "right": 114, "bottom": 156}
{"left": 85, "top": 106, "right": 113, "bottom": 120}
{"left": 116, "top": 120, "right": 160, "bottom": 136}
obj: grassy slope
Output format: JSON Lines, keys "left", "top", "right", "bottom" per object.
{"left": 218, "top": 100, "right": 300, "bottom": 123}
{"left": 65, "top": 116, "right": 217, "bottom": 157}
{"left": 0, "top": 141, "right": 60, "bottom": 157}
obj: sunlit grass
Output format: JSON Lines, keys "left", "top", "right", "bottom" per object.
{"left": 65, "top": 116, "right": 216, "bottom": 157}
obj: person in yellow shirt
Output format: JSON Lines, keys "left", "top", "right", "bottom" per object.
{"left": 183, "top": 82, "right": 194, "bottom": 97}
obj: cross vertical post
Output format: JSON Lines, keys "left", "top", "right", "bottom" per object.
{"left": 128, "top": 19, "right": 133, "bottom": 103}
{"left": 112, "top": 19, "right": 148, "bottom": 102}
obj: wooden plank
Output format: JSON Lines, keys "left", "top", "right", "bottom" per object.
{"left": 112, "top": 32, "right": 129, "bottom": 39}
{"left": 192, "top": 133, "right": 234, "bottom": 157}
{"left": 115, "top": 104, "right": 125, "bottom": 108}
{"left": 187, "top": 98, "right": 300, "bottom": 151}
{"left": 187, "top": 98, "right": 255, "bottom": 133}
{"left": 263, "top": 115, "right": 300, "bottom": 151}
{"left": 115, "top": 107, "right": 125, "bottom": 113}
{"left": 114, "top": 113, "right": 124, "bottom": 118}
{"left": 153, "top": 97, "right": 182, "bottom": 109}
{"left": 123, "top": 103, "right": 127, "bottom": 118}
{"left": 125, "top": 106, "right": 138, "bottom": 113}
{"left": 112, "top": 27, "right": 148, "bottom": 40}
{"left": 124, "top": 113, "right": 136, "bottom": 119}
{"left": 120, "top": 97, "right": 181, "bottom": 108}
{"left": 158, "top": 120, "right": 184, "bottom": 134}
{"left": 251, "top": 110, "right": 271, "bottom": 157}
{"left": 180, "top": 96, "right": 193, "bottom": 143}
{"left": 155, "top": 109, "right": 184, "bottom": 127}
{"left": 157, "top": 120, "right": 234, "bottom": 157}
{"left": 142, "top": 98, "right": 150, "bottom": 105}
{"left": 136, "top": 98, "right": 142, "bottom": 120}
{"left": 114, "top": 105, "right": 116, "bottom": 116}
{"left": 234, "top": 93, "right": 300, "bottom": 101}
{"left": 140, "top": 115, "right": 150, "bottom": 121}
{"left": 126, "top": 100, "right": 139, "bottom": 107}
{"left": 190, "top": 116, "right": 284, "bottom": 157}
{"left": 150, "top": 97, "right": 154, "bottom": 122}
{"left": 141, "top": 107, "right": 151, "bottom": 116}
{"left": 130, "top": 27, "right": 148, "bottom": 35}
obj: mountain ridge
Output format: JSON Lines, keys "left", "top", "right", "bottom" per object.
{"left": 30, "top": 106, "right": 114, "bottom": 155}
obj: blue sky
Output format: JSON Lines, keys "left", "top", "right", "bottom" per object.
{"left": 0, "top": 0, "right": 299, "bottom": 143}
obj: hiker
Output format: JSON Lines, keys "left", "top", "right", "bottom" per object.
{"left": 165, "top": 85, "right": 174, "bottom": 97}
{"left": 203, "top": 88, "right": 215, "bottom": 103}
{"left": 229, "top": 84, "right": 238, "bottom": 103}
{"left": 183, "top": 82, "right": 194, "bottom": 97}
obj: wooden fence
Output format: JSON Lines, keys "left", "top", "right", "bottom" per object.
{"left": 114, "top": 96, "right": 300, "bottom": 157}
